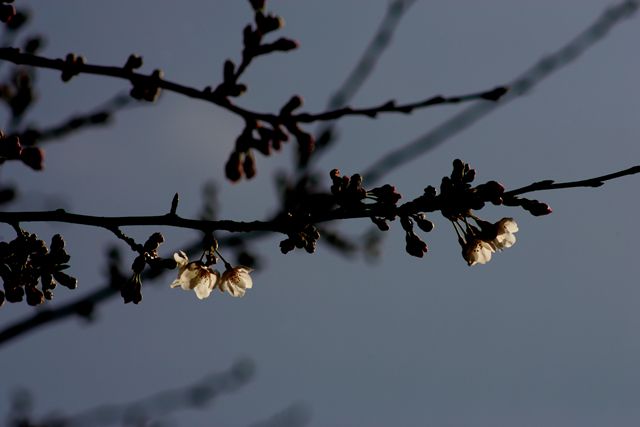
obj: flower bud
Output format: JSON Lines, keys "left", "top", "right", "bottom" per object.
{"left": 270, "top": 37, "right": 298, "bottom": 51}
{"left": 405, "top": 233, "right": 428, "bottom": 258}
{"left": 20, "top": 146, "right": 44, "bottom": 170}
{"left": 400, "top": 216, "right": 413, "bottom": 232}
{"left": 124, "top": 54, "right": 143, "bottom": 70}
{"left": 279, "top": 238, "right": 295, "bottom": 254}
{"left": 25, "top": 286, "right": 44, "bottom": 306}
{"left": 256, "top": 13, "right": 283, "bottom": 34}
{"left": 53, "top": 271, "right": 78, "bottom": 289}
{"left": 371, "top": 217, "right": 389, "bottom": 231}
{"left": 0, "top": 134, "right": 22, "bottom": 158}
{"left": 415, "top": 214, "right": 434, "bottom": 232}
{"left": 280, "top": 95, "right": 303, "bottom": 115}
{"left": 243, "top": 150, "right": 256, "bottom": 179}
{"left": 526, "top": 201, "right": 553, "bottom": 216}
{"left": 23, "top": 36, "right": 43, "bottom": 54}
{"left": 225, "top": 151, "right": 243, "bottom": 182}
{"left": 223, "top": 59, "right": 235, "bottom": 83}
{"left": 0, "top": 4, "right": 16, "bottom": 23}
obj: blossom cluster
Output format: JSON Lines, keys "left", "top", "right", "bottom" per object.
{"left": 170, "top": 251, "right": 253, "bottom": 300}
{"left": 457, "top": 217, "right": 519, "bottom": 266}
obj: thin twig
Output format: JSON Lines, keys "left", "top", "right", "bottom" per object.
{"left": 0, "top": 209, "right": 286, "bottom": 233}
{"left": 505, "top": 165, "right": 640, "bottom": 197}
{"left": 0, "top": 47, "right": 505, "bottom": 126}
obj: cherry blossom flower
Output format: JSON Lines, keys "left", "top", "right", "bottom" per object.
{"left": 218, "top": 266, "right": 253, "bottom": 297}
{"left": 490, "top": 218, "right": 518, "bottom": 250}
{"left": 463, "top": 239, "right": 495, "bottom": 266}
{"left": 170, "top": 251, "right": 217, "bottom": 300}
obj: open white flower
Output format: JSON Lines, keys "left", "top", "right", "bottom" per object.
{"left": 217, "top": 266, "right": 253, "bottom": 297}
{"left": 170, "top": 251, "right": 218, "bottom": 300}
{"left": 491, "top": 218, "right": 518, "bottom": 250}
{"left": 463, "top": 239, "right": 495, "bottom": 266}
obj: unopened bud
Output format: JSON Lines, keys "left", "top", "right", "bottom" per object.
{"left": 225, "top": 151, "right": 243, "bottom": 182}
{"left": 20, "top": 146, "right": 44, "bottom": 170}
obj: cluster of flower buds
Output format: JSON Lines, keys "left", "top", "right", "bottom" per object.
{"left": 120, "top": 232, "right": 176, "bottom": 304}
{"left": 433, "top": 159, "right": 552, "bottom": 220}
{"left": 212, "top": 59, "right": 248, "bottom": 99}
{"left": 60, "top": 53, "right": 86, "bottom": 82}
{"left": 243, "top": 0, "right": 296, "bottom": 59}
{"left": 211, "top": 0, "right": 288, "bottom": 100}
{"left": 399, "top": 213, "right": 435, "bottom": 258}
{"left": 224, "top": 120, "right": 289, "bottom": 181}
{"left": 276, "top": 168, "right": 406, "bottom": 256}
{"left": 435, "top": 159, "right": 501, "bottom": 218}
{"left": 279, "top": 221, "right": 321, "bottom": 254}
{"left": 321, "top": 159, "right": 551, "bottom": 265}
{"left": 0, "top": 232, "right": 77, "bottom": 307}
{"left": 211, "top": 1, "right": 314, "bottom": 181}
{"left": 279, "top": 96, "right": 315, "bottom": 164}
{"left": 431, "top": 159, "right": 550, "bottom": 265}
{"left": 329, "top": 169, "right": 366, "bottom": 207}
{"left": 216, "top": 0, "right": 311, "bottom": 182}
{"left": 0, "top": 65, "right": 36, "bottom": 119}
{"left": 0, "top": 130, "right": 44, "bottom": 170}
{"left": 225, "top": 95, "right": 317, "bottom": 182}
{"left": 130, "top": 69, "right": 163, "bottom": 102}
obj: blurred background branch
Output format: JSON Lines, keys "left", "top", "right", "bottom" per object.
{"left": 362, "top": 0, "right": 639, "bottom": 185}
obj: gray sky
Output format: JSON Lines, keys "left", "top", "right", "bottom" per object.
{"left": 2, "top": 1, "right": 640, "bottom": 426}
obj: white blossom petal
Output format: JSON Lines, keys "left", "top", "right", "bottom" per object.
{"left": 464, "top": 240, "right": 495, "bottom": 266}
{"left": 173, "top": 251, "right": 189, "bottom": 267}
{"left": 492, "top": 218, "right": 518, "bottom": 250}
{"left": 194, "top": 274, "right": 217, "bottom": 300}
{"left": 218, "top": 266, "right": 254, "bottom": 297}
{"left": 169, "top": 251, "right": 218, "bottom": 300}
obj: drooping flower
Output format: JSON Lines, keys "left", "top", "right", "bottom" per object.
{"left": 490, "top": 218, "right": 518, "bottom": 250}
{"left": 170, "top": 251, "right": 217, "bottom": 300}
{"left": 217, "top": 266, "right": 253, "bottom": 297}
{"left": 463, "top": 239, "right": 495, "bottom": 266}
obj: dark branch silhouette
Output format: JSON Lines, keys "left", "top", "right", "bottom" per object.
{"left": 2, "top": 162, "right": 640, "bottom": 346}
{"left": 505, "top": 165, "right": 640, "bottom": 197}
{"left": 0, "top": 163, "right": 638, "bottom": 236}
{"left": 0, "top": 47, "right": 505, "bottom": 125}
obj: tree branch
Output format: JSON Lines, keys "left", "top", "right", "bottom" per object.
{"left": 0, "top": 209, "right": 286, "bottom": 233}
{"left": 505, "top": 165, "right": 640, "bottom": 197}
{"left": 1, "top": 162, "right": 639, "bottom": 346}
{"left": 0, "top": 47, "right": 506, "bottom": 126}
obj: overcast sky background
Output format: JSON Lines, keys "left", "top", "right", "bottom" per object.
{"left": 1, "top": 1, "right": 640, "bottom": 426}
